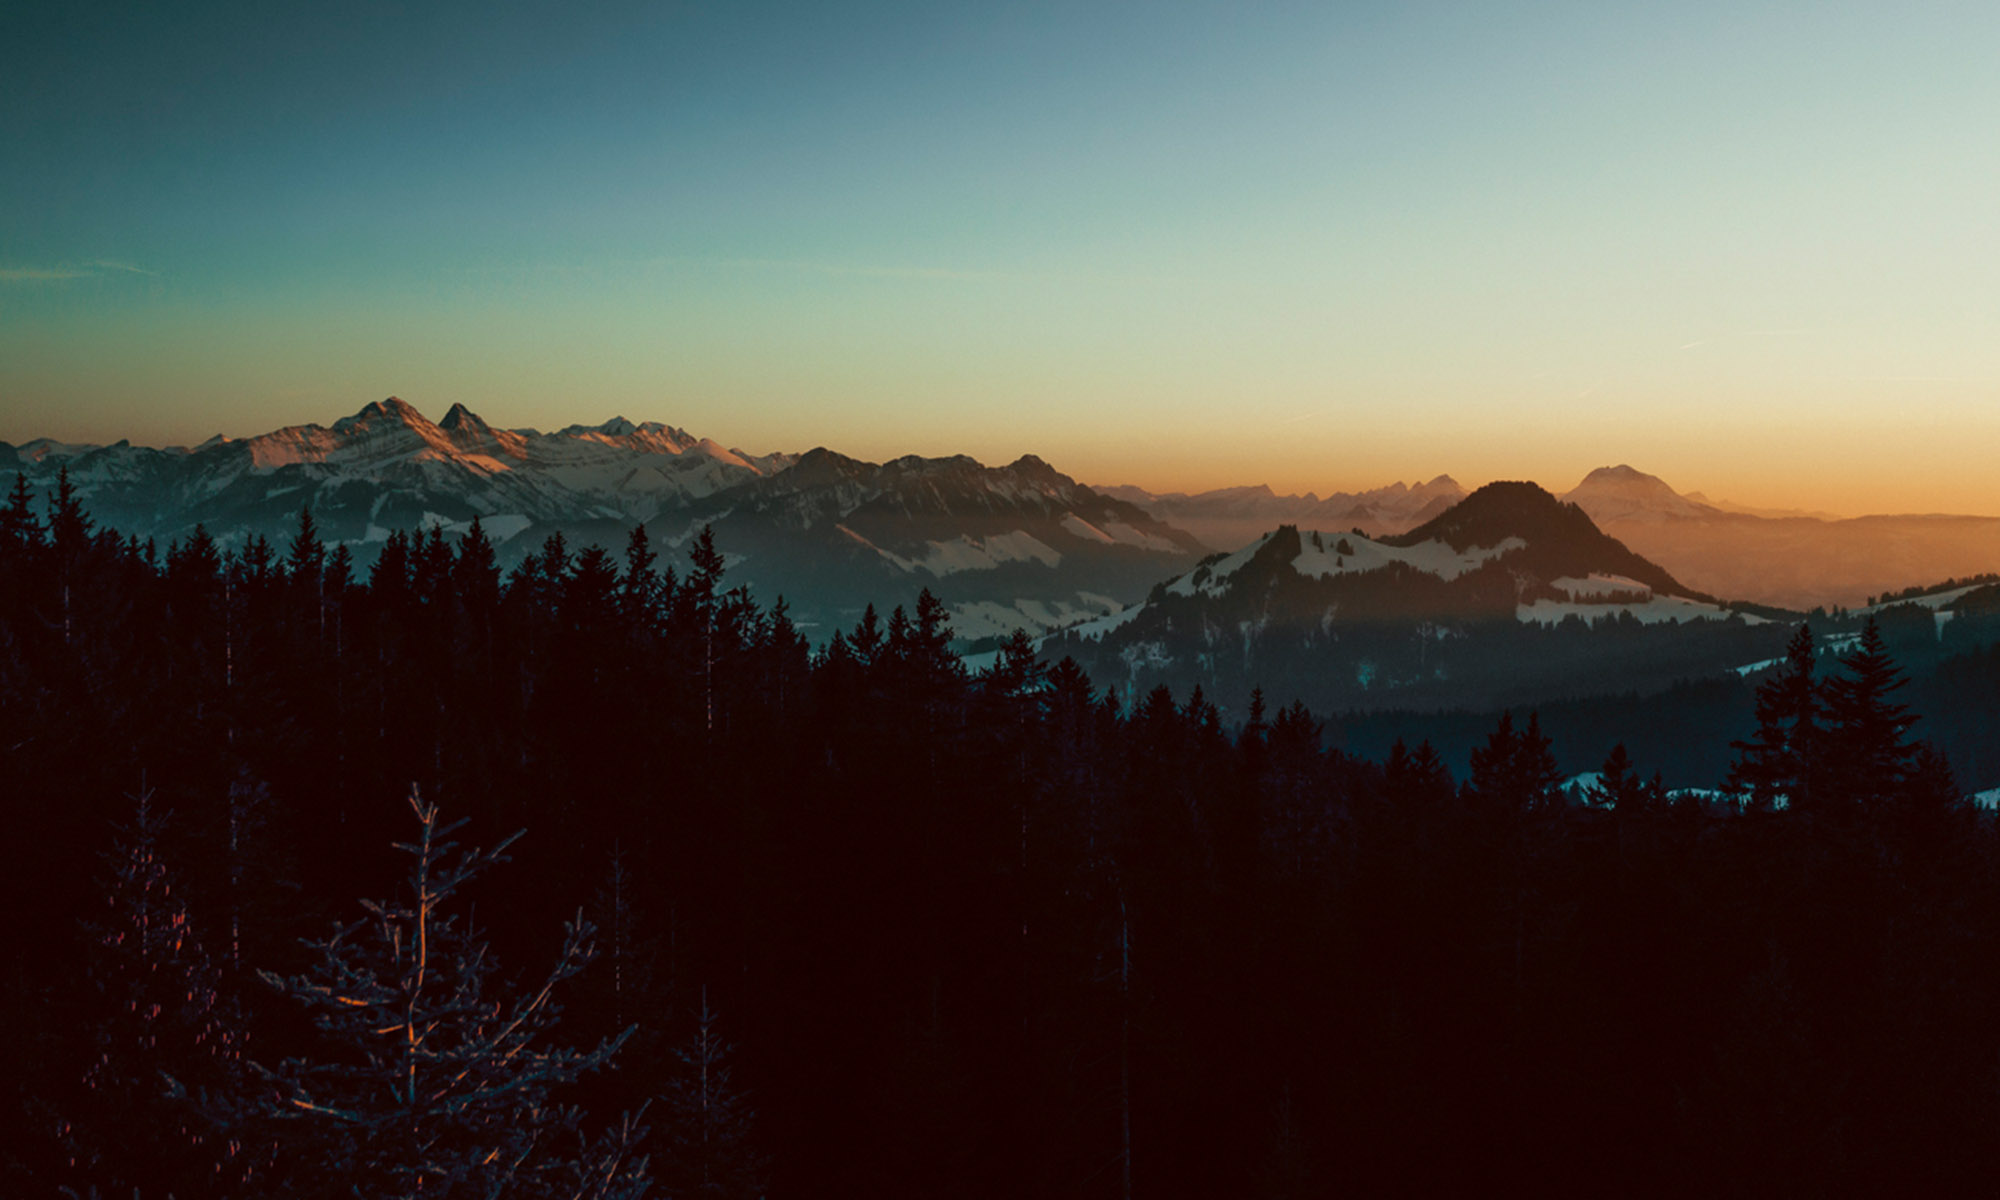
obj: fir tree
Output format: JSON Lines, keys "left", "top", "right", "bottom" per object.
{"left": 1589, "top": 743, "right": 1652, "bottom": 812}
{"left": 620, "top": 523, "right": 660, "bottom": 630}
{"left": 657, "top": 989, "right": 767, "bottom": 1200}
{"left": 454, "top": 515, "right": 501, "bottom": 614}
{"left": 1820, "top": 617, "right": 1920, "bottom": 810}
{"left": 0, "top": 471, "right": 42, "bottom": 558}
{"left": 849, "top": 604, "right": 883, "bottom": 668}
{"left": 285, "top": 505, "right": 324, "bottom": 586}
{"left": 1383, "top": 737, "right": 1455, "bottom": 810}
{"left": 58, "top": 784, "right": 254, "bottom": 1198}
{"left": 236, "top": 790, "right": 650, "bottom": 1199}
{"left": 1467, "top": 712, "right": 1563, "bottom": 813}
{"left": 1727, "top": 623, "right": 1821, "bottom": 813}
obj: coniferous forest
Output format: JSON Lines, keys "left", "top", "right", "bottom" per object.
{"left": 9, "top": 475, "right": 2000, "bottom": 1198}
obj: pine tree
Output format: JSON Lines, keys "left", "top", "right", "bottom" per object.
{"left": 984, "top": 627, "right": 1044, "bottom": 700}
{"left": 849, "top": 604, "right": 884, "bottom": 670}
{"left": 657, "top": 988, "right": 767, "bottom": 1200}
{"left": 453, "top": 515, "right": 500, "bottom": 615}
{"left": 686, "top": 527, "right": 725, "bottom": 734}
{"left": 1383, "top": 737, "right": 1455, "bottom": 810}
{"left": 567, "top": 546, "right": 622, "bottom": 634}
{"left": 580, "top": 844, "right": 663, "bottom": 1041}
{"left": 620, "top": 523, "right": 660, "bottom": 630}
{"left": 1727, "top": 623, "right": 1821, "bottom": 813}
{"left": 1589, "top": 743, "right": 1652, "bottom": 813}
{"left": 371, "top": 528, "right": 414, "bottom": 604}
{"left": 286, "top": 504, "right": 324, "bottom": 586}
{"left": 47, "top": 463, "right": 94, "bottom": 555}
{"left": 1467, "top": 712, "right": 1563, "bottom": 813}
{"left": 58, "top": 784, "right": 254, "bottom": 1198}
{"left": 46, "top": 464, "right": 97, "bottom": 647}
{"left": 286, "top": 505, "right": 328, "bottom": 641}
{"left": 1893, "top": 743, "right": 1967, "bottom": 847}
{"left": 0, "top": 470, "right": 42, "bottom": 558}
{"left": 1820, "top": 617, "right": 1920, "bottom": 810}
{"left": 235, "top": 790, "right": 650, "bottom": 1199}
{"left": 538, "top": 530, "right": 574, "bottom": 589}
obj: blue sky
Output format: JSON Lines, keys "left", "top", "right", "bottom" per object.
{"left": 5, "top": 1, "right": 1999, "bottom": 511}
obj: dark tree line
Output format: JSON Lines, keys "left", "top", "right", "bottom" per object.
{"left": 5, "top": 476, "right": 2000, "bottom": 1197}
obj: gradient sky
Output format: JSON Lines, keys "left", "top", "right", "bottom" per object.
{"left": 5, "top": 1, "right": 1999, "bottom": 514}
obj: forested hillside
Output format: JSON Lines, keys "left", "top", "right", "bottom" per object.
{"left": 6, "top": 471, "right": 2000, "bottom": 1197}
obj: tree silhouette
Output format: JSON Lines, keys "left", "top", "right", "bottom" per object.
{"left": 237, "top": 789, "right": 650, "bottom": 1199}
{"left": 657, "top": 988, "right": 768, "bottom": 1200}
{"left": 1821, "top": 617, "right": 1920, "bottom": 811}
{"left": 1728, "top": 623, "right": 1822, "bottom": 812}
{"left": 58, "top": 784, "right": 253, "bottom": 1198}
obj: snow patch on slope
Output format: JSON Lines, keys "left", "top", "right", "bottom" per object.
{"left": 949, "top": 595, "right": 1127, "bottom": 644}
{"left": 911, "top": 532, "right": 1063, "bottom": 575}
{"left": 1060, "top": 512, "right": 1187, "bottom": 552}
{"left": 1518, "top": 594, "right": 1754, "bottom": 627}
{"left": 1862, "top": 584, "right": 1985, "bottom": 614}
{"left": 1549, "top": 574, "right": 1651, "bottom": 599}
{"left": 1165, "top": 529, "right": 1525, "bottom": 598}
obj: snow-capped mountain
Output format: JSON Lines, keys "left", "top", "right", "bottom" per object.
{"left": 1098, "top": 475, "right": 1466, "bottom": 552}
{"left": 1039, "top": 481, "right": 1781, "bottom": 713}
{"left": 0, "top": 397, "right": 791, "bottom": 550}
{"left": 680, "top": 448, "right": 1207, "bottom": 643}
{"left": 0, "top": 398, "right": 1205, "bottom": 647}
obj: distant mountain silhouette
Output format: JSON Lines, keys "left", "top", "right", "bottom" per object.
{"left": 1041, "top": 481, "right": 1772, "bottom": 713}
{"left": 1554, "top": 465, "right": 2000, "bottom": 610}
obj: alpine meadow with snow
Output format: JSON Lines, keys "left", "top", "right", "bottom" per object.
{"left": 13, "top": 2, "right": 2000, "bottom": 1196}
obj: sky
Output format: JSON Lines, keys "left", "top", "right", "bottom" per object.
{"left": 4, "top": 1, "right": 1999, "bottom": 515}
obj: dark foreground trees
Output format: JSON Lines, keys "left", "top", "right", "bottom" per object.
{"left": 226, "top": 791, "right": 651, "bottom": 1199}
{"left": 8, "top": 485, "right": 2000, "bottom": 1198}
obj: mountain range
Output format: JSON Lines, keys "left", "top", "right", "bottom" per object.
{"left": 0, "top": 398, "right": 1202, "bottom": 644}
{"left": 10, "top": 402, "right": 2000, "bottom": 644}
{"left": 1099, "top": 475, "right": 1466, "bottom": 549}
{"left": 1559, "top": 465, "right": 2000, "bottom": 611}
{"left": 1041, "top": 480, "right": 1787, "bottom": 714}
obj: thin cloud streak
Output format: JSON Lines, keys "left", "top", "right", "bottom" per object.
{"left": 0, "top": 260, "right": 157, "bottom": 283}
{"left": 706, "top": 257, "right": 1010, "bottom": 283}
{"left": 87, "top": 260, "right": 158, "bottom": 276}
{"left": 0, "top": 266, "right": 94, "bottom": 282}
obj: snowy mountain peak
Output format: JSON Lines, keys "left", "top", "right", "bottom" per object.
{"left": 435, "top": 404, "right": 526, "bottom": 463}
{"left": 1388, "top": 481, "right": 1704, "bottom": 599}
{"left": 348, "top": 396, "right": 428, "bottom": 425}
{"left": 1006, "top": 454, "right": 1064, "bottom": 484}
{"left": 693, "top": 438, "right": 750, "bottom": 468}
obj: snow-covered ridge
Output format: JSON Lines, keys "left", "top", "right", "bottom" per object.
{"left": 1519, "top": 593, "right": 1757, "bottom": 627}
{"left": 1520, "top": 572, "right": 1761, "bottom": 627}
{"left": 1059, "top": 512, "right": 1183, "bottom": 552}
{"left": 1164, "top": 527, "right": 1525, "bottom": 598}
{"left": 1548, "top": 574, "right": 1652, "bottom": 600}
{"left": 20, "top": 397, "right": 795, "bottom": 527}
{"left": 950, "top": 594, "right": 1127, "bottom": 646}
{"left": 885, "top": 531, "right": 1065, "bottom": 576}
{"left": 1861, "top": 583, "right": 1989, "bottom": 614}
